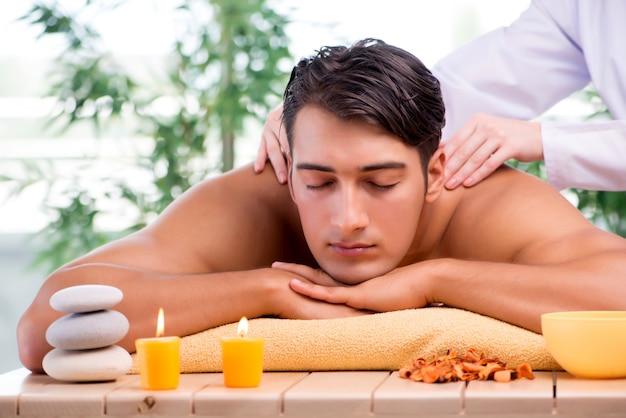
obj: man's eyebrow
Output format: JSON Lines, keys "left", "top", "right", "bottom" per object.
{"left": 360, "top": 162, "right": 406, "bottom": 172}
{"left": 296, "top": 163, "right": 334, "bottom": 172}
{"left": 295, "top": 162, "right": 406, "bottom": 172}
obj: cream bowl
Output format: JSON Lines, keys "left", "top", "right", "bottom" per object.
{"left": 541, "top": 311, "right": 626, "bottom": 379}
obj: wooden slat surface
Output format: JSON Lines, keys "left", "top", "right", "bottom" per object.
{"left": 555, "top": 372, "right": 626, "bottom": 415}
{"left": 19, "top": 374, "right": 135, "bottom": 416}
{"left": 106, "top": 373, "right": 214, "bottom": 416}
{"left": 193, "top": 372, "right": 307, "bottom": 416}
{"left": 464, "top": 371, "right": 554, "bottom": 415}
{"left": 282, "top": 371, "right": 389, "bottom": 417}
{"left": 373, "top": 371, "right": 464, "bottom": 416}
{"left": 0, "top": 368, "right": 48, "bottom": 417}
{"left": 2, "top": 368, "right": 626, "bottom": 417}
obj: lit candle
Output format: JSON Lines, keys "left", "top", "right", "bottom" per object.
{"left": 135, "top": 308, "right": 181, "bottom": 390}
{"left": 221, "top": 317, "right": 264, "bottom": 388}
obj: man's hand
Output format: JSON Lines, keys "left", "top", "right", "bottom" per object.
{"left": 441, "top": 114, "right": 542, "bottom": 189}
{"left": 268, "top": 264, "right": 367, "bottom": 319}
{"left": 287, "top": 265, "right": 431, "bottom": 313}
{"left": 254, "top": 105, "right": 289, "bottom": 184}
{"left": 271, "top": 261, "right": 345, "bottom": 287}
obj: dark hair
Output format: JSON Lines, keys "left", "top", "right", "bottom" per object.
{"left": 282, "top": 38, "right": 445, "bottom": 169}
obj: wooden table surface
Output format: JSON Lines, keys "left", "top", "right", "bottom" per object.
{"left": 2, "top": 367, "right": 626, "bottom": 417}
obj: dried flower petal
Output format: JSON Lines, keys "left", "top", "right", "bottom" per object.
{"left": 399, "top": 348, "right": 535, "bottom": 384}
{"left": 494, "top": 370, "right": 512, "bottom": 383}
{"left": 516, "top": 363, "right": 535, "bottom": 380}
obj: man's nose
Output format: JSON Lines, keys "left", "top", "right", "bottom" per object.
{"left": 331, "top": 187, "right": 369, "bottom": 234}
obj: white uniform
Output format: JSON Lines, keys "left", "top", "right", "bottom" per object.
{"left": 433, "top": 0, "right": 626, "bottom": 191}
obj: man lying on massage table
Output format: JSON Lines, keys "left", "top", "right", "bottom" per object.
{"left": 18, "top": 38, "right": 626, "bottom": 374}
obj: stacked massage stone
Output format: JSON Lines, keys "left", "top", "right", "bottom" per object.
{"left": 43, "top": 284, "right": 132, "bottom": 382}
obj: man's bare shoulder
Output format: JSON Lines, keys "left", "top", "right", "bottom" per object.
{"left": 66, "top": 164, "right": 305, "bottom": 274}
{"left": 142, "top": 163, "right": 308, "bottom": 272}
{"left": 166, "top": 163, "right": 293, "bottom": 213}
{"left": 443, "top": 165, "right": 622, "bottom": 263}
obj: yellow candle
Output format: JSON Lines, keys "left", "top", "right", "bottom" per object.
{"left": 221, "top": 317, "right": 264, "bottom": 388}
{"left": 135, "top": 308, "right": 180, "bottom": 390}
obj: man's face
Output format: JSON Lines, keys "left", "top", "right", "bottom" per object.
{"left": 288, "top": 106, "right": 429, "bottom": 285}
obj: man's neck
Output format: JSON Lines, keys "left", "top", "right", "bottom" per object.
{"left": 400, "top": 186, "right": 464, "bottom": 265}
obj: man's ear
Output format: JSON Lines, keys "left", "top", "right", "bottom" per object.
{"left": 425, "top": 149, "right": 446, "bottom": 203}
{"left": 286, "top": 153, "right": 295, "bottom": 202}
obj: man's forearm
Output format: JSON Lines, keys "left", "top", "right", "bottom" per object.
{"left": 17, "top": 263, "right": 277, "bottom": 373}
{"left": 428, "top": 255, "right": 626, "bottom": 333}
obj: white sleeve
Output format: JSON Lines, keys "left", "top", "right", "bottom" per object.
{"left": 433, "top": 0, "right": 589, "bottom": 140}
{"left": 542, "top": 120, "right": 626, "bottom": 191}
{"left": 433, "top": 0, "right": 626, "bottom": 191}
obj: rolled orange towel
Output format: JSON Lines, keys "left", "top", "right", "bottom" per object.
{"left": 130, "top": 307, "right": 561, "bottom": 374}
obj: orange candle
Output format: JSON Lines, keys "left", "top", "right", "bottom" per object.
{"left": 221, "top": 317, "right": 264, "bottom": 388}
{"left": 135, "top": 308, "right": 181, "bottom": 390}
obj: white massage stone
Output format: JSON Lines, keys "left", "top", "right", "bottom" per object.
{"left": 46, "top": 309, "right": 129, "bottom": 350}
{"left": 50, "top": 284, "right": 123, "bottom": 313}
{"left": 43, "top": 345, "right": 132, "bottom": 382}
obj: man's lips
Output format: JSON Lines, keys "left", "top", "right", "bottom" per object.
{"left": 329, "top": 242, "right": 374, "bottom": 256}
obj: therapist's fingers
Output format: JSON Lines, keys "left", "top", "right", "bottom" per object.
{"left": 452, "top": 137, "right": 502, "bottom": 187}
{"left": 460, "top": 145, "right": 510, "bottom": 187}
{"left": 267, "top": 141, "right": 288, "bottom": 184}
{"left": 443, "top": 116, "right": 544, "bottom": 189}
{"left": 255, "top": 109, "right": 289, "bottom": 183}
{"left": 254, "top": 131, "right": 288, "bottom": 184}
{"left": 254, "top": 137, "right": 270, "bottom": 172}
{"left": 459, "top": 120, "right": 542, "bottom": 187}
{"left": 443, "top": 134, "right": 492, "bottom": 189}
{"left": 443, "top": 113, "right": 516, "bottom": 189}
{"left": 441, "top": 120, "right": 480, "bottom": 173}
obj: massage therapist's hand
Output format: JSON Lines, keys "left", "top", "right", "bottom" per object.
{"left": 254, "top": 105, "right": 289, "bottom": 184}
{"left": 441, "top": 114, "right": 542, "bottom": 189}
{"left": 287, "top": 265, "right": 430, "bottom": 313}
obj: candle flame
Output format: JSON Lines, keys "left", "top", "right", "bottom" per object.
{"left": 237, "top": 316, "right": 248, "bottom": 338}
{"left": 156, "top": 308, "right": 165, "bottom": 337}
